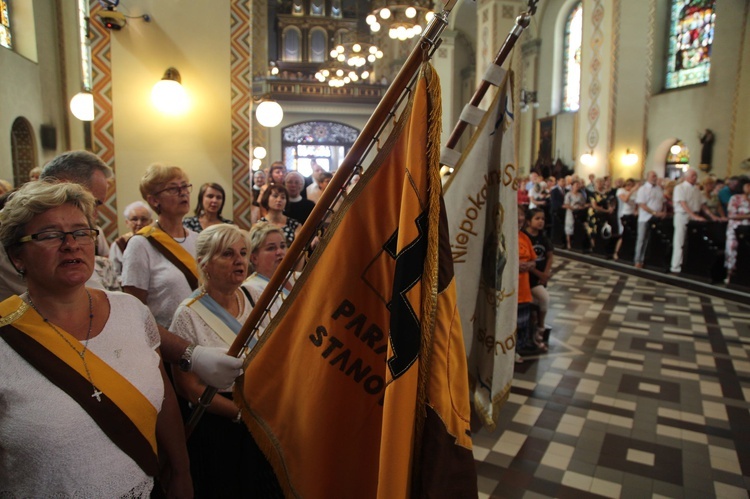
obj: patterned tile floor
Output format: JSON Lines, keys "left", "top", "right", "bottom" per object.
{"left": 473, "top": 256, "right": 750, "bottom": 498}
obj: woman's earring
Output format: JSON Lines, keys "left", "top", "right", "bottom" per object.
{"left": 17, "top": 268, "right": 25, "bottom": 278}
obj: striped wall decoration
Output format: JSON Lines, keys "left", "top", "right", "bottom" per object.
{"left": 230, "top": 0, "right": 253, "bottom": 229}
{"left": 88, "top": 0, "right": 118, "bottom": 242}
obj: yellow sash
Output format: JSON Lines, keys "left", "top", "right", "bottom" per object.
{"left": 0, "top": 296, "right": 159, "bottom": 467}
{"left": 138, "top": 225, "right": 199, "bottom": 290}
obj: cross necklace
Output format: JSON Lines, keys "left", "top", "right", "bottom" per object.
{"left": 27, "top": 289, "right": 103, "bottom": 402}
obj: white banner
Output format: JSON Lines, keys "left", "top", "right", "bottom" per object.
{"left": 443, "top": 71, "right": 518, "bottom": 431}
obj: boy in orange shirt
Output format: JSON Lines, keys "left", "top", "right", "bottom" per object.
{"left": 517, "top": 209, "right": 540, "bottom": 357}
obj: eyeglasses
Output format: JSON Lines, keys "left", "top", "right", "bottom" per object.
{"left": 128, "top": 216, "right": 152, "bottom": 223}
{"left": 19, "top": 228, "right": 99, "bottom": 246}
{"left": 155, "top": 184, "right": 193, "bottom": 196}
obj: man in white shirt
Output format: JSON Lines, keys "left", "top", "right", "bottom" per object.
{"left": 670, "top": 168, "right": 709, "bottom": 273}
{"left": 306, "top": 160, "right": 326, "bottom": 203}
{"left": 634, "top": 171, "right": 666, "bottom": 268}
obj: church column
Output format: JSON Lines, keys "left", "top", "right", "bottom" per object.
{"left": 519, "top": 37, "right": 540, "bottom": 176}
{"left": 577, "top": 0, "right": 614, "bottom": 178}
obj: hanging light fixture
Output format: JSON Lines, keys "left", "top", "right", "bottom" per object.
{"left": 255, "top": 98, "right": 284, "bottom": 128}
{"left": 151, "top": 67, "right": 189, "bottom": 115}
{"left": 366, "top": 1, "right": 435, "bottom": 41}
{"left": 70, "top": 90, "right": 95, "bottom": 121}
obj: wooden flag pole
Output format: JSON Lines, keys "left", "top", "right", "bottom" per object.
{"left": 185, "top": 0, "right": 459, "bottom": 437}
{"left": 444, "top": 0, "right": 538, "bottom": 152}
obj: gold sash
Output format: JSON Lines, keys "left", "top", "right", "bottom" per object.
{"left": 0, "top": 295, "right": 160, "bottom": 476}
{"left": 138, "top": 225, "right": 199, "bottom": 290}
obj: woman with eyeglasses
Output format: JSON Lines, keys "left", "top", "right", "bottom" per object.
{"left": 121, "top": 164, "right": 200, "bottom": 330}
{"left": 182, "top": 182, "right": 233, "bottom": 233}
{"left": 109, "top": 201, "right": 153, "bottom": 277}
{"left": 0, "top": 180, "right": 192, "bottom": 497}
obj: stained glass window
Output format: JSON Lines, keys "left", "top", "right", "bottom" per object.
{"left": 665, "top": 0, "right": 715, "bottom": 89}
{"left": 0, "top": 0, "right": 12, "bottom": 49}
{"left": 562, "top": 3, "right": 582, "bottom": 112}
{"left": 282, "top": 121, "right": 359, "bottom": 175}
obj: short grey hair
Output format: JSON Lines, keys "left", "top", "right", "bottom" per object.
{"left": 285, "top": 171, "right": 304, "bottom": 183}
{"left": 0, "top": 180, "right": 97, "bottom": 254}
{"left": 123, "top": 200, "right": 153, "bottom": 220}
{"left": 41, "top": 150, "right": 114, "bottom": 191}
{"left": 195, "top": 224, "right": 250, "bottom": 284}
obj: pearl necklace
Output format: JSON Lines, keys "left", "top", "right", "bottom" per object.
{"left": 27, "top": 290, "right": 102, "bottom": 402}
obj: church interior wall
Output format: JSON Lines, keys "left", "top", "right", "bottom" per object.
{"left": 107, "top": 0, "right": 234, "bottom": 234}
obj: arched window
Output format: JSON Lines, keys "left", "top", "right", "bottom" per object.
{"left": 666, "top": 140, "right": 690, "bottom": 180}
{"left": 309, "top": 28, "right": 327, "bottom": 62}
{"left": 10, "top": 117, "right": 36, "bottom": 185}
{"left": 331, "top": 0, "right": 342, "bottom": 18}
{"left": 562, "top": 3, "right": 582, "bottom": 112}
{"left": 282, "top": 121, "right": 360, "bottom": 175}
{"left": 310, "top": 0, "right": 324, "bottom": 16}
{"left": 282, "top": 27, "right": 302, "bottom": 62}
{"left": 291, "top": 0, "right": 303, "bottom": 16}
{"left": 665, "top": 0, "right": 716, "bottom": 89}
{"left": 0, "top": 0, "right": 12, "bottom": 49}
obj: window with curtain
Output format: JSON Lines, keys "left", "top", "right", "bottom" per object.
{"left": 665, "top": 0, "right": 715, "bottom": 89}
{"left": 310, "top": 28, "right": 327, "bottom": 62}
{"left": 562, "top": 3, "right": 582, "bottom": 112}
{"left": 0, "top": 0, "right": 12, "bottom": 49}
{"left": 283, "top": 27, "right": 301, "bottom": 62}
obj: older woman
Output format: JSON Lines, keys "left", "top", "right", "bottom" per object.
{"left": 170, "top": 224, "right": 282, "bottom": 497}
{"left": 109, "top": 201, "right": 153, "bottom": 276}
{"left": 242, "top": 222, "right": 293, "bottom": 335}
{"left": 259, "top": 183, "right": 301, "bottom": 245}
{"left": 122, "top": 164, "right": 200, "bottom": 329}
{"left": 183, "top": 182, "right": 233, "bottom": 233}
{"left": 0, "top": 180, "right": 191, "bottom": 497}
{"left": 725, "top": 178, "right": 750, "bottom": 283}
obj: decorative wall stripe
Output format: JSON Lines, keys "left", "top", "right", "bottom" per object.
{"left": 607, "top": 0, "right": 620, "bottom": 171}
{"left": 586, "top": 0, "right": 604, "bottom": 150}
{"left": 641, "top": 0, "right": 656, "bottom": 178}
{"left": 88, "top": 0, "right": 117, "bottom": 241}
{"left": 230, "top": 0, "right": 253, "bottom": 229}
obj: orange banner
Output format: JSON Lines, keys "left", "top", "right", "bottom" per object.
{"left": 236, "top": 64, "right": 476, "bottom": 498}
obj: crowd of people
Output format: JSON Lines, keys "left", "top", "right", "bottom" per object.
{"left": 1, "top": 148, "right": 748, "bottom": 495}
{"left": 0, "top": 151, "right": 360, "bottom": 497}
{"left": 516, "top": 169, "right": 750, "bottom": 279}
{"left": 513, "top": 168, "right": 750, "bottom": 362}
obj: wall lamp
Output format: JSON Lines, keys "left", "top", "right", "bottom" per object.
{"left": 580, "top": 150, "right": 596, "bottom": 167}
{"left": 152, "top": 67, "right": 189, "bottom": 115}
{"left": 254, "top": 97, "right": 283, "bottom": 128}
{"left": 622, "top": 148, "right": 639, "bottom": 167}
{"left": 70, "top": 89, "right": 95, "bottom": 121}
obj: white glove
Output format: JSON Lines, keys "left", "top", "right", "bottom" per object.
{"left": 191, "top": 346, "right": 244, "bottom": 389}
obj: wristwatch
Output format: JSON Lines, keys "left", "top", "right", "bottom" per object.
{"left": 178, "top": 344, "right": 196, "bottom": 372}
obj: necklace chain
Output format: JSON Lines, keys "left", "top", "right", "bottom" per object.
{"left": 156, "top": 220, "right": 188, "bottom": 243}
{"left": 27, "top": 290, "right": 102, "bottom": 402}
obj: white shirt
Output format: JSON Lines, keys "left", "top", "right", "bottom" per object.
{"left": 635, "top": 182, "right": 664, "bottom": 223}
{"left": 673, "top": 181, "right": 703, "bottom": 216}
{"left": 121, "top": 230, "right": 198, "bottom": 328}
{"left": 0, "top": 292, "right": 162, "bottom": 498}
{"left": 306, "top": 182, "right": 322, "bottom": 203}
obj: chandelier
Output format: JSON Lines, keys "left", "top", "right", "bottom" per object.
{"left": 315, "top": 41, "right": 382, "bottom": 87}
{"left": 315, "top": 64, "right": 372, "bottom": 87}
{"left": 366, "top": 2, "right": 435, "bottom": 40}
